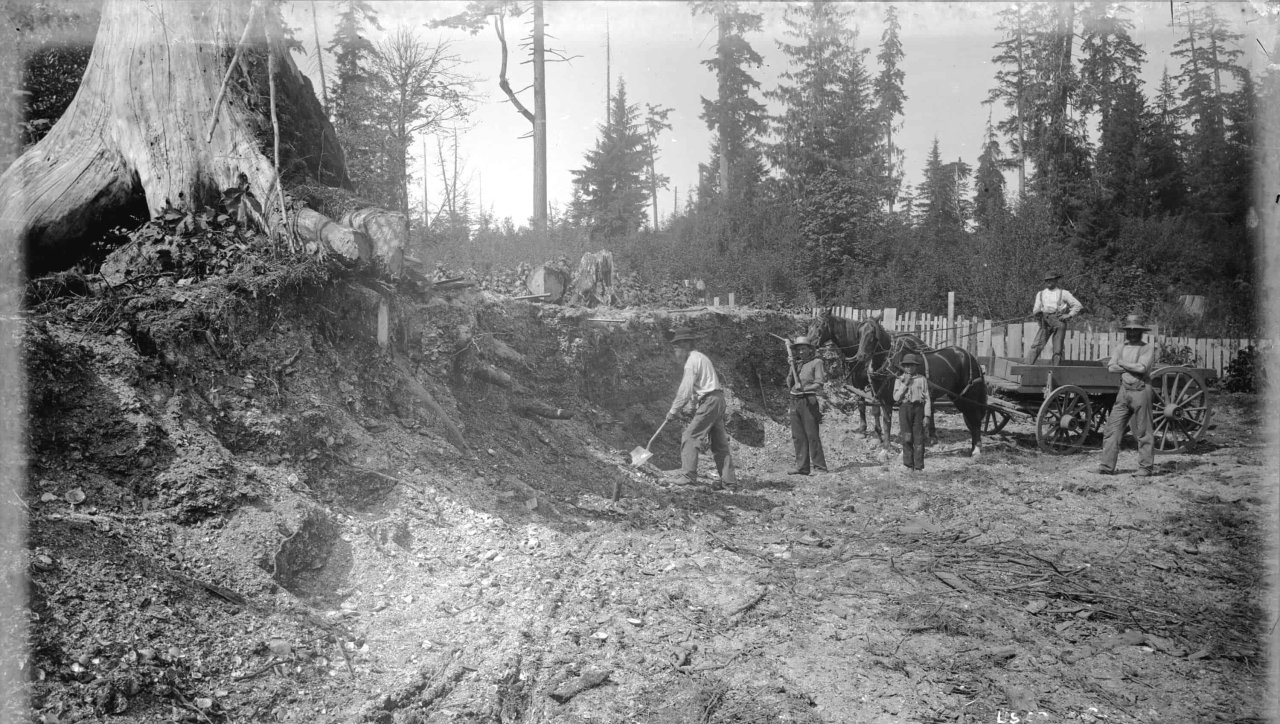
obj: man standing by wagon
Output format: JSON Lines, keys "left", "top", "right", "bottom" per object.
{"left": 1025, "top": 272, "right": 1083, "bottom": 365}
{"left": 1099, "top": 315, "right": 1157, "bottom": 478}
{"left": 664, "top": 327, "right": 738, "bottom": 489}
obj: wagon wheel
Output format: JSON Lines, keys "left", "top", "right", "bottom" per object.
{"left": 982, "top": 408, "right": 1012, "bottom": 433}
{"left": 1036, "top": 385, "right": 1093, "bottom": 454}
{"left": 1150, "top": 367, "right": 1212, "bottom": 453}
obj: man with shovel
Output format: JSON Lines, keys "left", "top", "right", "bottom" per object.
{"left": 662, "top": 327, "right": 737, "bottom": 490}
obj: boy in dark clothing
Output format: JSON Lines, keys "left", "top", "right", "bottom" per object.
{"left": 893, "top": 353, "right": 932, "bottom": 470}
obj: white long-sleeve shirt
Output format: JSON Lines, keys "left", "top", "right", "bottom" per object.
{"left": 668, "top": 350, "right": 721, "bottom": 417}
{"left": 1032, "top": 287, "right": 1082, "bottom": 317}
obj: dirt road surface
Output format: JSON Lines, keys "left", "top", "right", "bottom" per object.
{"left": 14, "top": 279, "right": 1278, "bottom": 723}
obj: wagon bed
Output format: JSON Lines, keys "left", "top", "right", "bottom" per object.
{"left": 978, "top": 356, "right": 1217, "bottom": 454}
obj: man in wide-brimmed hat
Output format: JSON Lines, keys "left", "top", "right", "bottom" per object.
{"left": 785, "top": 335, "right": 828, "bottom": 475}
{"left": 1099, "top": 314, "right": 1157, "bottom": 477}
{"left": 664, "top": 327, "right": 737, "bottom": 489}
{"left": 893, "top": 353, "right": 933, "bottom": 471}
{"left": 1024, "top": 271, "right": 1083, "bottom": 365}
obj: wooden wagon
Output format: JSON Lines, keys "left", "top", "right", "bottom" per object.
{"left": 978, "top": 357, "right": 1216, "bottom": 454}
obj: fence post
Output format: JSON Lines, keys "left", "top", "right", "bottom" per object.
{"left": 728, "top": 292, "right": 735, "bottom": 307}
{"left": 947, "top": 292, "right": 956, "bottom": 347}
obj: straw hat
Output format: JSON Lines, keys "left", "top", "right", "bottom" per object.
{"left": 791, "top": 335, "right": 815, "bottom": 348}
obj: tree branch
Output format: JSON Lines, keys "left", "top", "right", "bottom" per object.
{"left": 494, "top": 15, "right": 534, "bottom": 124}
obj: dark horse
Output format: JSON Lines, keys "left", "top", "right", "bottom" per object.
{"left": 808, "top": 310, "right": 896, "bottom": 447}
{"left": 888, "top": 334, "right": 988, "bottom": 457}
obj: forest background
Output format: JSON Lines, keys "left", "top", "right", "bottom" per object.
{"left": 7, "top": 0, "right": 1274, "bottom": 336}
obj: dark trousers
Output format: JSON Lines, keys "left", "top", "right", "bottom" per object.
{"left": 1100, "top": 385, "right": 1154, "bottom": 472}
{"left": 899, "top": 401, "right": 926, "bottom": 469}
{"left": 789, "top": 396, "right": 826, "bottom": 473}
{"left": 680, "top": 391, "right": 737, "bottom": 484}
{"left": 1025, "top": 314, "right": 1067, "bottom": 365}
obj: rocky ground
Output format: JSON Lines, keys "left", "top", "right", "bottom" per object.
{"left": 11, "top": 259, "right": 1278, "bottom": 724}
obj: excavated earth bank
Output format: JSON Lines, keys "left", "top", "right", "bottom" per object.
{"left": 13, "top": 261, "right": 1277, "bottom": 724}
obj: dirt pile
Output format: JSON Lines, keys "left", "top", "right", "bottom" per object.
{"left": 14, "top": 257, "right": 1277, "bottom": 723}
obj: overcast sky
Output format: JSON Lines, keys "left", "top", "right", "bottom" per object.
{"left": 285, "top": 2, "right": 1275, "bottom": 228}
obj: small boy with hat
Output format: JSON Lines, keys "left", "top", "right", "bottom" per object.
{"left": 786, "top": 335, "right": 827, "bottom": 475}
{"left": 1025, "top": 272, "right": 1083, "bottom": 365}
{"left": 894, "top": 353, "right": 933, "bottom": 471}
{"left": 1099, "top": 314, "right": 1157, "bottom": 477}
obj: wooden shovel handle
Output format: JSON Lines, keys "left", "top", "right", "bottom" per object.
{"left": 646, "top": 418, "right": 670, "bottom": 450}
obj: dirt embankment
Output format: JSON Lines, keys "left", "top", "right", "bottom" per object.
{"left": 15, "top": 265, "right": 1278, "bottom": 724}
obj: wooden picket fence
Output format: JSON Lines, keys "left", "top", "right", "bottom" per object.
{"left": 808, "top": 305, "right": 1254, "bottom": 379}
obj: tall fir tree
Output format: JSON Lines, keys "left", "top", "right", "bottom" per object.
{"left": 914, "top": 138, "right": 971, "bottom": 237}
{"left": 874, "top": 5, "right": 906, "bottom": 210}
{"left": 972, "top": 118, "right": 1007, "bottom": 231}
{"left": 1172, "top": 4, "right": 1246, "bottom": 218}
{"left": 327, "top": 0, "right": 386, "bottom": 202}
{"left": 691, "top": 1, "right": 769, "bottom": 251}
{"left": 987, "top": 2, "right": 1033, "bottom": 194}
{"left": 1141, "top": 67, "right": 1188, "bottom": 215}
{"left": 766, "top": 1, "right": 875, "bottom": 183}
{"left": 569, "top": 79, "right": 649, "bottom": 241}
{"left": 1077, "top": 2, "right": 1145, "bottom": 126}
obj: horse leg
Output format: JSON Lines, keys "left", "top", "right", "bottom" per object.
{"left": 955, "top": 400, "right": 984, "bottom": 457}
{"left": 879, "top": 388, "right": 894, "bottom": 450}
{"left": 856, "top": 400, "right": 868, "bottom": 434}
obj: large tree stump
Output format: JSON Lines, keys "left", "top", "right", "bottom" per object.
{"left": 0, "top": 0, "right": 399, "bottom": 276}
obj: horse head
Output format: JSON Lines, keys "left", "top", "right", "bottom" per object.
{"left": 807, "top": 310, "right": 834, "bottom": 348}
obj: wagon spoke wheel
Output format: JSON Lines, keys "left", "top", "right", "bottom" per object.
{"left": 1036, "top": 385, "right": 1093, "bottom": 454}
{"left": 1150, "top": 367, "right": 1211, "bottom": 453}
{"left": 983, "top": 408, "right": 1012, "bottom": 434}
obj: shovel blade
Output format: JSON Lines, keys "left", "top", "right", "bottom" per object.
{"left": 629, "top": 446, "right": 653, "bottom": 466}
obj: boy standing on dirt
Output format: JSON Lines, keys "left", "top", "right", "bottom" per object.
{"left": 894, "top": 354, "right": 932, "bottom": 471}
{"left": 786, "top": 335, "right": 828, "bottom": 475}
{"left": 1099, "top": 315, "right": 1157, "bottom": 477}
{"left": 664, "top": 327, "right": 737, "bottom": 489}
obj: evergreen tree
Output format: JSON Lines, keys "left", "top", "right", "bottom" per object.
{"left": 1172, "top": 4, "right": 1246, "bottom": 218}
{"left": 691, "top": 1, "right": 769, "bottom": 251}
{"left": 327, "top": 0, "right": 386, "bottom": 202}
{"left": 972, "top": 118, "right": 1006, "bottom": 230}
{"left": 1077, "top": 2, "right": 1145, "bottom": 126}
{"left": 766, "top": 1, "right": 874, "bottom": 182}
{"left": 874, "top": 5, "right": 906, "bottom": 210}
{"left": 1141, "top": 67, "right": 1188, "bottom": 215}
{"left": 569, "top": 79, "right": 649, "bottom": 241}
{"left": 914, "top": 138, "right": 970, "bottom": 237}
{"left": 987, "top": 2, "right": 1033, "bottom": 193}
{"left": 1023, "top": 2, "right": 1089, "bottom": 226}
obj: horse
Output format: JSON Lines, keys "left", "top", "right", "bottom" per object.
{"left": 888, "top": 335, "right": 988, "bottom": 457}
{"left": 808, "top": 309, "right": 896, "bottom": 448}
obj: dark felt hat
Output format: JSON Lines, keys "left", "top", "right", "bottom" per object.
{"left": 901, "top": 353, "right": 923, "bottom": 367}
{"left": 1120, "top": 314, "right": 1149, "bottom": 331}
{"left": 1043, "top": 271, "right": 1062, "bottom": 281}
{"left": 670, "top": 327, "right": 702, "bottom": 343}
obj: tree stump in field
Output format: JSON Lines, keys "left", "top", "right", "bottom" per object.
{"left": 570, "top": 249, "right": 615, "bottom": 307}
{"left": 525, "top": 264, "right": 570, "bottom": 303}
{"left": 0, "top": 0, "right": 405, "bottom": 276}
